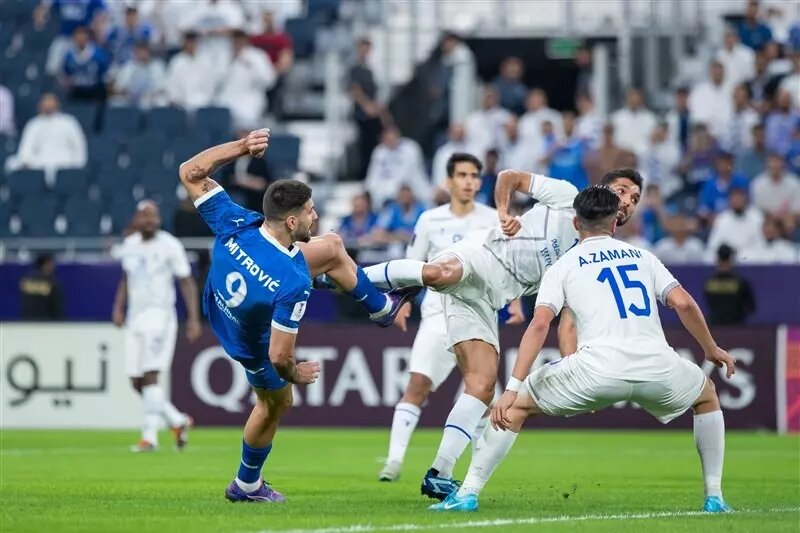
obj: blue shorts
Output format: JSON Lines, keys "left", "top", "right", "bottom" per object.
{"left": 232, "top": 355, "right": 288, "bottom": 391}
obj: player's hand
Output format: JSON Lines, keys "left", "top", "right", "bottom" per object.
{"left": 186, "top": 319, "right": 202, "bottom": 343}
{"left": 500, "top": 213, "right": 522, "bottom": 237}
{"left": 491, "top": 390, "right": 518, "bottom": 431}
{"left": 244, "top": 128, "right": 270, "bottom": 158}
{"left": 705, "top": 346, "right": 736, "bottom": 379}
{"left": 293, "top": 361, "right": 321, "bottom": 385}
{"left": 505, "top": 300, "right": 526, "bottom": 325}
{"left": 394, "top": 302, "right": 411, "bottom": 332}
{"left": 112, "top": 307, "right": 125, "bottom": 327}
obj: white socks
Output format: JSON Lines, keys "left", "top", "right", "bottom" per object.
{"left": 386, "top": 402, "right": 422, "bottom": 465}
{"left": 142, "top": 384, "right": 187, "bottom": 445}
{"left": 364, "top": 260, "right": 425, "bottom": 291}
{"left": 431, "top": 393, "right": 488, "bottom": 478}
{"left": 472, "top": 416, "right": 489, "bottom": 453}
{"left": 694, "top": 410, "right": 725, "bottom": 498}
{"left": 235, "top": 478, "right": 262, "bottom": 492}
{"left": 458, "top": 424, "right": 518, "bottom": 497}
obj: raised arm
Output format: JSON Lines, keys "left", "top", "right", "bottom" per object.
{"left": 494, "top": 169, "right": 532, "bottom": 235}
{"left": 178, "top": 129, "right": 269, "bottom": 201}
{"left": 666, "top": 286, "right": 735, "bottom": 378}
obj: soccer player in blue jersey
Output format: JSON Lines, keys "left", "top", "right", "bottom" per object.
{"left": 178, "top": 129, "right": 414, "bottom": 502}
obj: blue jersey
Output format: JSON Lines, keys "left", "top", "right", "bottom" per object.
{"left": 195, "top": 187, "right": 311, "bottom": 389}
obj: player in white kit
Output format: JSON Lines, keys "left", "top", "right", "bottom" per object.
{"left": 378, "top": 153, "right": 525, "bottom": 482}
{"left": 432, "top": 186, "right": 735, "bottom": 513}
{"left": 366, "top": 169, "right": 650, "bottom": 500}
{"left": 112, "top": 201, "right": 201, "bottom": 452}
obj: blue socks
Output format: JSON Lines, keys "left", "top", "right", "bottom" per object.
{"left": 345, "top": 267, "right": 389, "bottom": 315}
{"left": 237, "top": 441, "right": 272, "bottom": 484}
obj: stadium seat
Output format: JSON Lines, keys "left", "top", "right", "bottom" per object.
{"left": 53, "top": 168, "right": 90, "bottom": 196}
{"left": 169, "top": 134, "right": 212, "bottom": 168}
{"left": 158, "top": 200, "right": 177, "bottom": 232}
{"left": 62, "top": 196, "right": 103, "bottom": 236}
{"left": 107, "top": 196, "right": 137, "bottom": 234}
{"left": 7, "top": 169, "right": 46, "bottom": 198}
{"left": 265, "top": 134, "right": 300, "bottom": 177}
{"left": 126, "top": 133, "right": 169, "bottom": 169}
{"left": 308, "top": 0, "right": 341, "bottom": 26}
{"left": 194, "top": 107, "right": 232, "bottom": 139}
{"left": 17, "top": 195, "right": 57, "bottom": 237}
{"left": 144, "top": 107, "right": 187, "bottom": 138}
{"left": 88, "top": 136, "right": 122, "bottom": 170}
{"left": 63, "top": 103, "right": 98, "bottom": 135}
{"left": 0, "top": 199, "right": 12, "bottom": 235}
{"left": 95, "top": 164, "right": 138, "bottom": 199}
{"left": 103, "top": 106, "right": 141, "bottom": 139}
{"left": 138, "top": 165, "right": 179, "bottom": 201}
{"left": 285, "top": 18, "right": 316, "bottom": 58}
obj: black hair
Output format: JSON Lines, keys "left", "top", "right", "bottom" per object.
{"left": 446, "top": 152, "right": 482, "bottom": 178}
{"left": 599, "top": 168, "right": 643, "bottom": 191}
{"left": 263, "top": 179, "right": 313, "bottom": 222}
{"left": 573, "top": 186, "right": 620, "bottom": 232}
{"left": 717, "top": 244, "right": 734, "bottom": 262}
{"left": 35, "top": 252, "right": 55, "bottom": 270}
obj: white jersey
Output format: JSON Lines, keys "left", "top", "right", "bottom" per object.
{"left": 406, "top": 202, "right": 498, "bottom": 317}
{"left": 114, "top": 230, "right": 192, "bottom": 319}
{"left": 535, "top": 235, "right": 681, "bottom": 380}
{"left": 481, "top": 174, "right": 579, "bottom": 304}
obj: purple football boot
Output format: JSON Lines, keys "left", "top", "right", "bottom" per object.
{"left": 224, "top": 480, "right": 286, "bottom": 503}
{"left": 371, "top": 287, "right": 421, "bottom": 328}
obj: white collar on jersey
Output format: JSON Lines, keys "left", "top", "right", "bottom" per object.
{"left": 582, "top": 235, "right": 612, "bottom": 243}
{"left": 259, "top": 226, "right": 300, "bottom": 258}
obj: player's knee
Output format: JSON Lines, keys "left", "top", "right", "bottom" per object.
{"left": 403, "top": 374, "right": 431, "bottom": 405}
{"left": 422, "top": 263, "right": 449, "bottom": 288}
{"left": 266, "top": 391, "right": 294, "bottom": 417}
{"left": 321, "top": 232, "right": 344, "bottom": 255}
{"left": 464, "top": 375, "right": 495, "bottom": 403}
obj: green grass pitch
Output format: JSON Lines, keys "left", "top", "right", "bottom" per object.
{"left": 1, "top": 428, "right": 798, "bottom": 532}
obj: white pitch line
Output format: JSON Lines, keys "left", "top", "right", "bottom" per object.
{"left": 249, "top": 507, "right": 800, "bottom": 533}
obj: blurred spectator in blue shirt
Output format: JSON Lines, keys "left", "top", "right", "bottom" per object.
{"left": 372, "top": 185, "right": 426, "bottom": 246}
{"left": 735, "top": 123, "right": 768, "bottom": 179}
{"left": 639, "top": 184, "right": 669, "bottom": 244}
{"left": 789, "top": 21, "right": 800, "bottom": 52}
{"left": 339, "top": 192, "right": 379, "bottom": 249}
{"left": 476, "top": 149, "right": 499, "bottom": 207}
{"left": 765, "top": 90, "right": 799, "bottom": 156}
{"left": 786, "top": 121, "right": 800, "bottom": 176}
{"left": 60, "top": 26, "right": 111, "bottom": 104}
{"left": 679, "top": 124, "right": 718, "bottom": 193}
{"left": 698, "top": 151, "right": 750, "bottom": 226}
{"left": 737, "top": 0, "right": 773, "bottom": 51}
{"left": 545, "top": 111, "right": 589, "bottom": 190}
{"left": 36, "top": 0, "right": 107, "bottom": 75}
{"left": 104, "top": 6, "right": 154, "bottom": 65}
{"left": 493, "top": 57, "right": 527, "bottom": 115}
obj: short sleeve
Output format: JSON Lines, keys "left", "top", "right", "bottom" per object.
{"left": 271, "top": 284, "right": 312, "bottom": 334}
{"left": 528, "top": 173, "right": 579, "bottom": 209}
{"left": 534, "top": 263, "right": 566, "bottom": 316}
{"left": 650, "top": 253, "right": 680, "bottom": 304}
{"left": 168, "top": 239, "right": 192, "bottom": 278}
{"left": 405, "top": 214, "right": 430, "bottom": 261}
{"left": 193, "top": 186, "right": 263, "bottom": 235}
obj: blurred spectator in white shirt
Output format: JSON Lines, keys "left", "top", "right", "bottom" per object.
{"left": 111, "top": 41, "right": 167, "bottom": 109}
{"left": 137, "top": 0, "right": 191, "bottom": 54}
{"left": 707, "top": 187, "right": 765, "bottom": 259}
{"left": 751, "top": 152, "right": 800, "bottom": 233}
{"left": 640, "top": 122, "right": 682, "bottom": 198}
{"left": 441, "top": 33, "right": 478, "bottom": 126}
{"left": 184, "top": 0, "right": 245, "bottom": 66}
{"left": 365, "top": 126, "right": 430, "bottom": 207}
{"left": 665, "top": 86, "right": 691, "bottom": 152}
{"left": 716, "top": 27, "right": 756, "bottom": 87}
{"left": 500, "top": 115, "right": 540, "bottom": 174}
{"left": 0, "top": 85, "right": 15, "bottom": 136}
{"left": 217, "top": 30, "right": 276, "bottom": 131}
{"left": 432, "top": 123, "right": 479, "bottom": 188}
{"left": 7, "top": 93, "right": 87, "bottom": 185}
{"left": 689, "top": 60, "right": 734, "bottom": 142}
{"left": 615, "top": 214, "right": 652, "bottom": 251}
{"left": 492, "top": 57, "right": 527, "bottom": 115}
{"left": 519, "top": 88, "right": 563, "bottom": 147}
{"left": 166, "top": 32, "right": 217, "bottom": 112}
{"left": 575, "top": 93, "right": 602, "bottom": 149}
{"left": 653, "top": 214, "right": 706, "bottom": 265}
{"left": 723, "top": 84, "right": 760, "bottom": 154}
{"left": 739, "top": 216, "right": 798, "bottom": 264}
{"left": 240, "top": 0, "right": 302, "bottom": 32}
{"left": 611, "top": 88, "right": 657, "bottom": 157}
{"left": 778, "top": 53, "right": 800, "bottom": 110}
{"left": 465, "top": 86, "right": 513, "bottom": 157}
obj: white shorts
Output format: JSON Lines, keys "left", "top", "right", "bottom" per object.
{"left": 408, "top": 313, "right": 457, "bottom": 391}
{"left": 524, "top": 351, "right": 707, "bottom": 424}
{"left": 432, "top": 240, "right": 507, "bottom": 354}
{"left": 124, "top": 309, "right": 178, "bottom": 378}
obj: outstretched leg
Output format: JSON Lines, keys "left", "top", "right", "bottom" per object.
{"left": 363, "top": 254, "right": 464, "bottom": 291}
{"left": 692, "top": 379, "right": 731, "bottom": 512}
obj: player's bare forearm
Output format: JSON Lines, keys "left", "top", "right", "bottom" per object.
{"left": 557, "top": 309, "right": 577, "bottom": 356}
{"left": 667, "top": 286, "right": 717, "bottom": 352}
{"left": 178, "top": 139, "right": 246, "bottom": 201}
{"left": 113, "top": 275, "right": 127, "bottom": 313}
{"left": 511, "top": 306, "right": 556, "bottom": 381}
{"left": 178, "top": 276, "right": 200, "bottom": 322}
{"left": 494, "top": 170, "right": 532, "bottom": 217}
